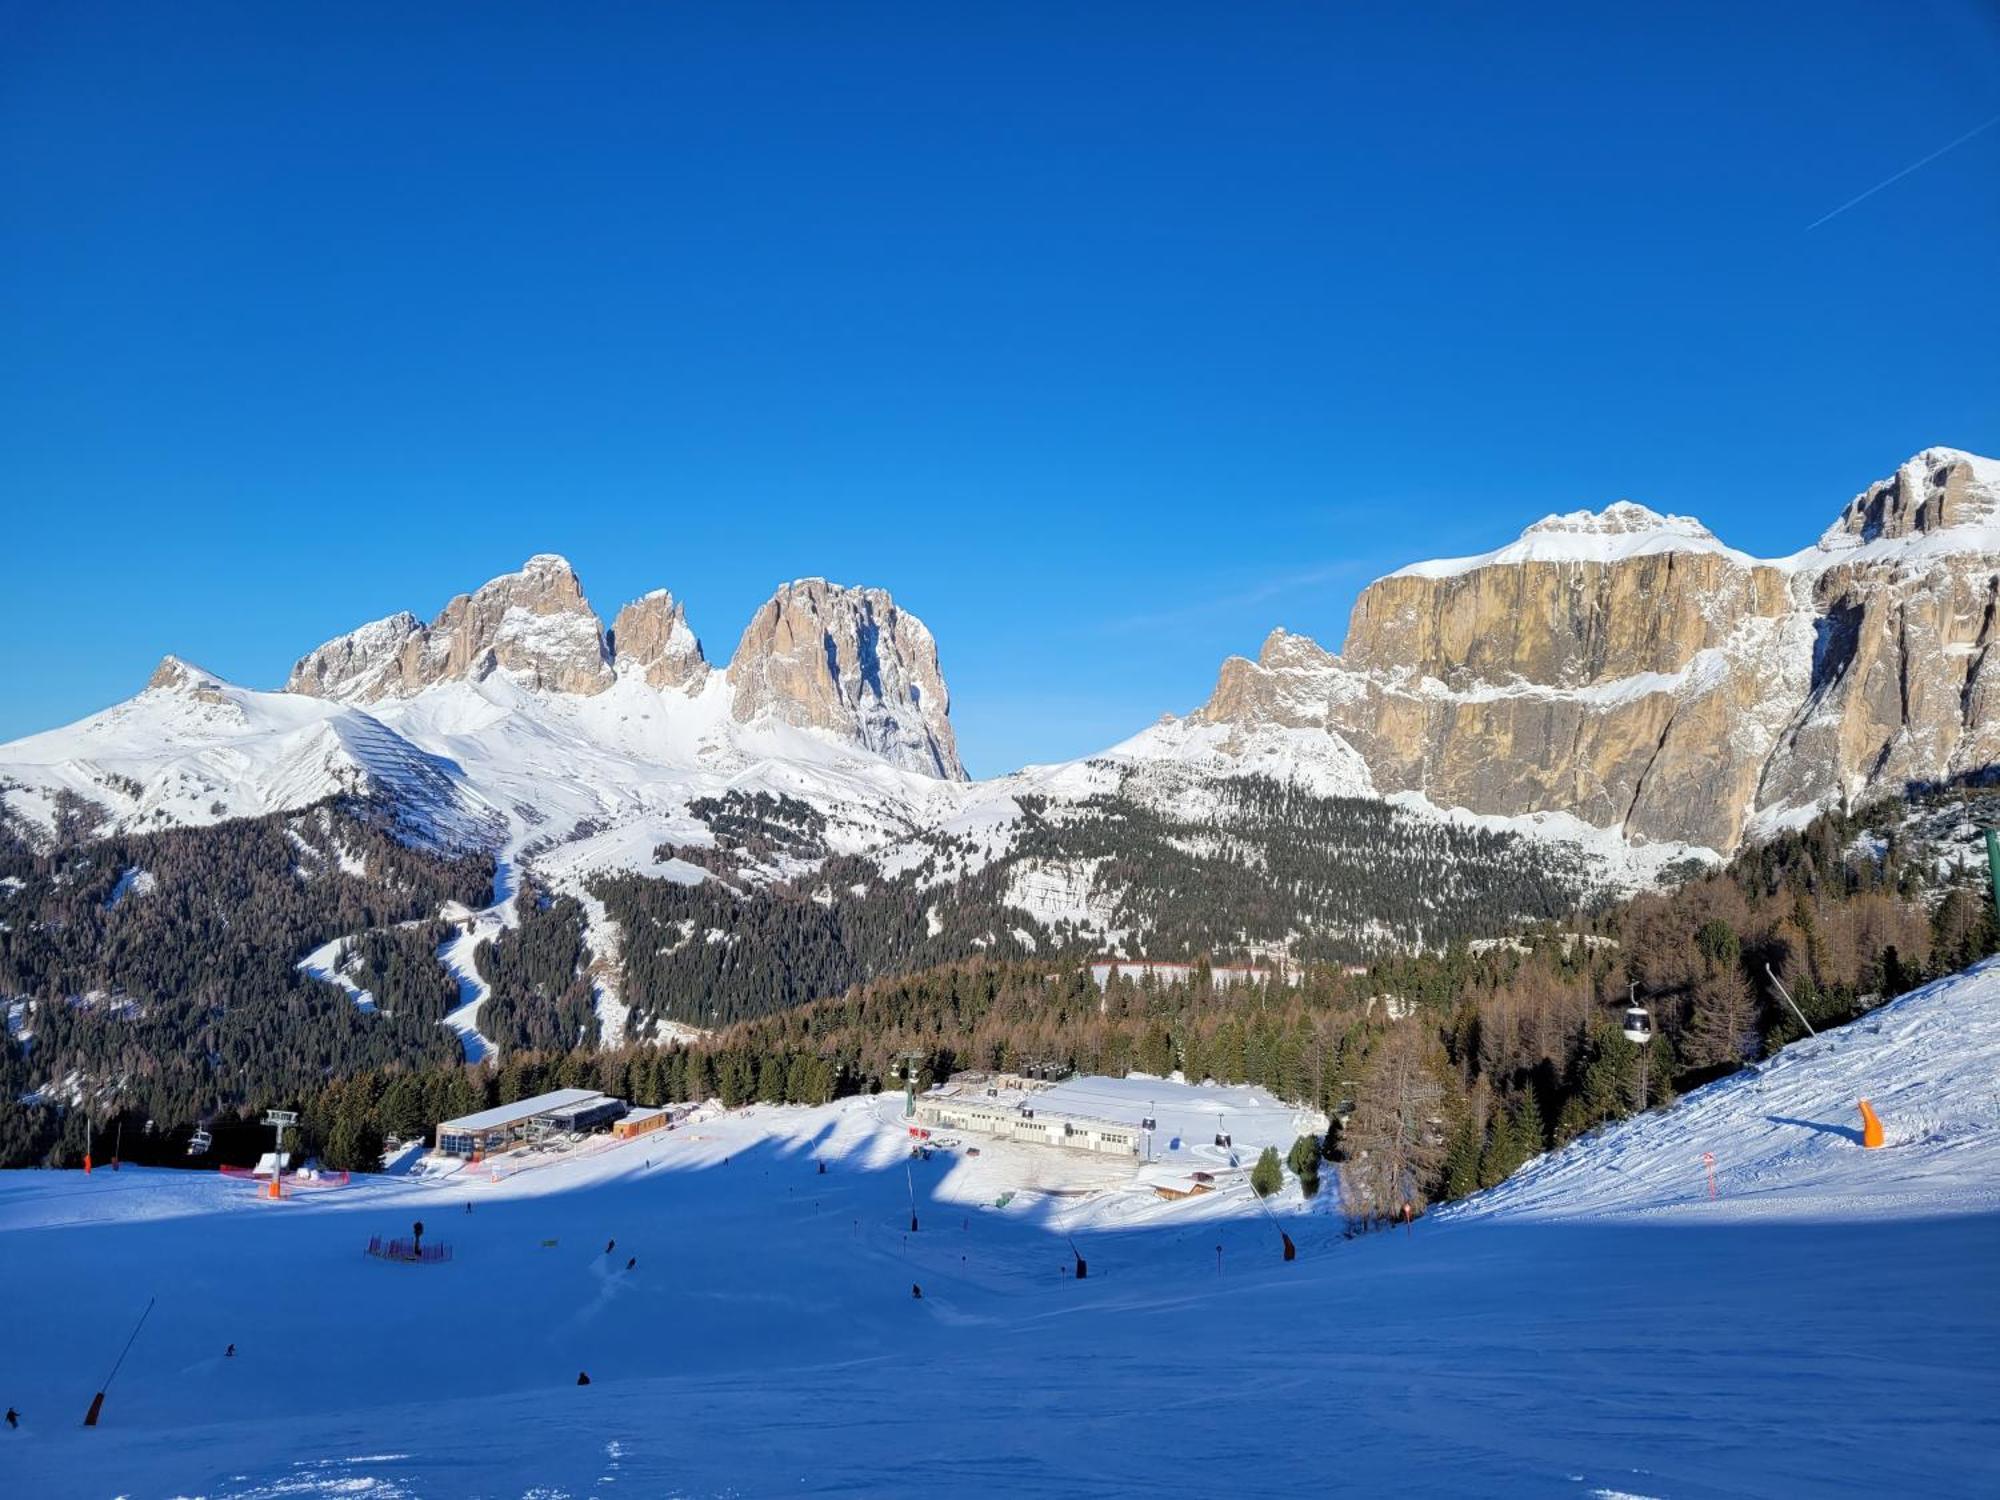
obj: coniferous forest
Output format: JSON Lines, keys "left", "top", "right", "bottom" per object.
{"left": 605, "top": 780, "right": 1593, "bottom": 1033}
{"left": 3, "top": 782, "right": 1995, "bottom": 1213}
{"left": 0, "top": 798, "right": 491, "bottom": 1167}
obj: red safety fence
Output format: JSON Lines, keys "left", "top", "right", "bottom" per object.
{"left": 220, "top": 1166, "right": 351, "bottom": 1189}
{"left": 364, "top": 1236, "right": 452, "bottom": 1263}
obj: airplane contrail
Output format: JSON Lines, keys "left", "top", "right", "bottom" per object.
{"left": 1806, "top": 112, "right": 2000, "bottom": 230}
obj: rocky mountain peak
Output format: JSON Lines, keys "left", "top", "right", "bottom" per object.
{"left": 726, "top": 579, "right": 963, "bottom": 779}
{"left": 1186, "top": 447, "right": 2000, "bottom": 853}
{"left": 145, "top": 655, "right": 230, "bottom": 704}
{"left": 1820, "top": 447, "right": 2000, "bottom": 548}
{"left": 288, "top": 556, "right": 614, "bottom": 702}
{"left": 1255, "top": 627, "right": 1337, "bottom": 672}
{"left": 610, "top": 590, "right": 709, "bottom": 692}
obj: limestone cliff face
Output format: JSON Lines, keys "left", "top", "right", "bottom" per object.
{"left": 1756, "top": 450, "right": 2000, "bottom": 816}
{"left": 1192, "top": 450, "right": 2000, "bottom": 852}
{"left": 1343, "top": 506, "right": 1794, "bottom": 685}
{"left": 726, "top": 579, "right": 963, "bottom": 779}
{"left": 609, "top": 591, "right": 709, "bottom": 692}
{"left": 288, "top": 555, "right": 614, "bottom": 700}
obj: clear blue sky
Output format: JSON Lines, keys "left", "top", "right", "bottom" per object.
{"left": 3, "top": 3, "right": 1996, "bottom": 775}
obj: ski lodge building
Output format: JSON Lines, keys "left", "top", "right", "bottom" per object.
{"left": 434, "top": 1088, "right": 630, "bottom": 1158}
{"left": 914, "top": 1078, "right": 1142, "bottom": 1157}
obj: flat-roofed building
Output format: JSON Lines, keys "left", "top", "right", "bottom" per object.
{"left": 611, "top": 1106, "right": 671, "bottom": 1141}
{"left": 914, "top": 1095, "right": 1140, "bottom": 1157}
{"left": 434, "top": 1088, "right": 628, "bottom": 1158}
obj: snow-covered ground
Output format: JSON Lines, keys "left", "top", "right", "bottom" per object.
{"left": 1442, "top": 956, "right": 2000, "bottom": 1227}
{"left": 295, "top": 935, "right": 377, "bottom": 1014}
{"left": 4, "top": 959, "right": 1998, "bottom": 1497}
{"left": 432, "top": 858, "right": 520, "bottom": 1063}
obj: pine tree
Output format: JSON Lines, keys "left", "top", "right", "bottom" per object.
{"left": 1441, "top": 1113, "right": 1482, "bottom": 1201}
{"left": 1251, "top": 1145, "right": 1283, "bottom": 1198}
{"left": 1686, "top": 967, "right": 1756, "bottom": 1070}
{"left": 1556, "top": 1022, "right": 1635, "bottom": 1141}
{"left": 1286, "top": 1133, "right": 1321, "bottom": 1198}
{"left": 1342, "top": 1022, "right": 1450, "bottom": 1214}
{"left": 1478, "top": 1095, "right": 1542, "bottom": 1189}
{"left": 324, "top": 1111, "right": 384, "bottom": 1173}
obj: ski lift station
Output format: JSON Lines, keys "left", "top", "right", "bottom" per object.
{"left": 434, "top": 1089, "right": 630, "bottom": 1158}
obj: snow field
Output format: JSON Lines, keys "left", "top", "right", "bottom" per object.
{"left": 1, "top": 960, "right": 1997, "bottom": 1496}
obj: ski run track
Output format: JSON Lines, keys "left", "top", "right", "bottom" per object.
{"left": 1, "top": 959, "right": 1997, "bottom": 1497}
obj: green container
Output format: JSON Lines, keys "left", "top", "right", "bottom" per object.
{"left": 1987, "top": 828, "right": 2000, "bottom": 924}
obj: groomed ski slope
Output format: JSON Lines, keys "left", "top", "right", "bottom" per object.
{"left": 2, "top": 962, "right": 1997, "bottom": 1498}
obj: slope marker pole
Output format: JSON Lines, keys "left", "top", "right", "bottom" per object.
{"left": 83, "top": 1296, "right": 155, "bottom": 1427}
{"left": 1763, "top": 965, "right": 1818, "bottom": 1039}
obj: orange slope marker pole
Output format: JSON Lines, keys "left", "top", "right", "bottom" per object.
{"left": 1768, "top": 967, "right": 1885, "bottom": 1151}
{"left": 1858, "top": 1100, "right": 1885, "bottom": 1149}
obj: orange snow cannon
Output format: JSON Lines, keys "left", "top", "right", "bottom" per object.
{"left": 1858, "top": 1100, "right": 1885, "bottom": 1149}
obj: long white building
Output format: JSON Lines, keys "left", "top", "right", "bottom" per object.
{"left": 915, "top": 1078, "right": 1141, "bottom": 1157}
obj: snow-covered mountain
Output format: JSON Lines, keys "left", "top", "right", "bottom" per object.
{"left": 2, "top": 447, "right": 1994, "bottom": 971}
{"left": 0, "top": 656, "right": 501, "bottom": 850}
{"left": 1188, "top": 446, "right": 2000, "bottom": 851}
{"left": 0, "top": 564, "right": 971, "bottom": 865}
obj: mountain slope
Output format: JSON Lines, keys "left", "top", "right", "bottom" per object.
{"left": 1444, "top": 953, "right": 2000, "bottom": 1224}
{"left": 3, "top": 956, "right": 1994, "bottom": 1498}
{"left": 0, "top": 657, "right": 499, "bottom": 851}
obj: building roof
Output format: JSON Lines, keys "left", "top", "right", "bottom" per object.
{"left": 438, "top": 1088, "right": 607, "bottom": 1134}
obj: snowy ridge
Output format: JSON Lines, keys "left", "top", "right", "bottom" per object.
{"left": 1391, "top": 449, "right": 2000, "bottom": 581}
{"left": 0, "top": 659, "right": 498, "bottom": 851}
{"left": 1392, "top": 500, "right": 1762, "bottom": 578}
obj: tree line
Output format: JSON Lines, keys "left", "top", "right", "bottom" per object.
{"left": 288, "top": 794, "right": 1998, "bottom": 1202}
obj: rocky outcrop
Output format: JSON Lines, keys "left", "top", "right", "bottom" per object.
{"left": 284, "top": 560, "right": 963, "bottom": 779}
{"left": 288, "top": 555, "right": 614, "bottom": 701}
{"left": 1191, "top": 449, "right": 2000, "bottom": 852}
{"left": 609, "top": 591, "right": 708, "bottom": 692}
{"left": 146, "top": 655, "right": 230, "bottom": 706}
{"left": 726, "top": 579, "right": 962, "bottom": 779}
{"left": 1756, "top": 450, "right": 2000, "bottom": 817}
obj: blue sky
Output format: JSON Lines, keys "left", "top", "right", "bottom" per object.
{"left": 3, "top": 2, "right": 1996, "bottom": 775}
